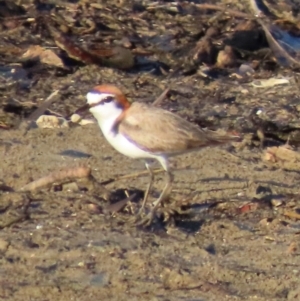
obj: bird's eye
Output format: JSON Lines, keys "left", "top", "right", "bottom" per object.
{"left": 102, "top": 96, "right": 114, "bottom": 104}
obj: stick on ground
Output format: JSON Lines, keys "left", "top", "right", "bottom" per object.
{"left": 152, "top": 88, "right": 170, "bottom": 106}
{"left": 20, "top": 166, "right": 91, "bottom": 192}
{"left": 27, "top": 90, "right": 60, "bottom": 122}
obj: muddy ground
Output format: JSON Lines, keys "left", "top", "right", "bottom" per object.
{"left": 2, "top": 1, "right": 300, "bottom": 300}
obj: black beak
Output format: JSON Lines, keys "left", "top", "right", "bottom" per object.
{"left": 66, "top": 103, "right": 90, "bottom": 120}
{"left": 74, "top": 103, "right": 91, "bottom": 115}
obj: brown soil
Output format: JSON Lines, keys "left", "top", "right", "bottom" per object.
{"left": 1, "top": 1, "right": 300, "bottom": 300}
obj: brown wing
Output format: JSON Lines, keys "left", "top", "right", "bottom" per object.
{"left": 117, "top": 102, "right": 238, "bottom": 155}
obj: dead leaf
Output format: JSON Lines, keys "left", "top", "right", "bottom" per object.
{"left": 262, "top": 145, "right": 300, "bottom": 170}
{"left": 287, "top": 242, "right": 297, "bottom": 254}
{"left": 251, "top": 77, "right": 290, "bottom": 88}
{"left": 22, "top": 45, "right": 64, "bottom": 68}
{"left": 284, "top": 210, "right": 300, "bottom": 220}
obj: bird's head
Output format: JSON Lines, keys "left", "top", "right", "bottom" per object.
{"left": 76, "top": 84, "right": 131, "bottom": 122}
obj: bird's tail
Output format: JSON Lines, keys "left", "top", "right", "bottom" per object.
{"left": 208, "top": 129, "right": 242, "bottom": 145}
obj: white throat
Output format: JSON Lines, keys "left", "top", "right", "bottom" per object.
{"left": 86, "top": 94, "right": 123, "bottom": 140}
{"left": 90, "top": 103, "right": 122, "bottom": 133}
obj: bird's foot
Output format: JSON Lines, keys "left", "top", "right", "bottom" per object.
{"left": 157, "top": 203, "right": 191, "bottom": 223}
{"left": 137, "top": 206, "right": 146, "bottom": 217}
{"left": 130, "top": 207, "right": 158, "bottom": 227}
{"left": 135, "top": 210, "right": 156, "bottom": 227}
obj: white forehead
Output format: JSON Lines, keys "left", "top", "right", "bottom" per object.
{"left": 86, "top": 91, "right": 114, "bottom": 104}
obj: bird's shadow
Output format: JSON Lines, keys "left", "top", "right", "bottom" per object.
{"left": 103, "top": 175, "right": 296, "bottom": 233}
{"left": 174, "top": 219, "right": 205, "bottom": 234}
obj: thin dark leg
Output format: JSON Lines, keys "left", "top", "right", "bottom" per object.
{"left": 136, "top": 159, "right": 173, "bottom": 226}
{"left": 152, "top": 169, "right": 173, "bottom": 210}
{"left": 139, "top": 161, "right": 154, "bottom": 213}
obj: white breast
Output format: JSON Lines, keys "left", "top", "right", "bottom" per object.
{"left": 99, "top": 117, "right": 158, "bottom": 160}
{"left": 89, "top": 100, "right": 160, "bottom": 160}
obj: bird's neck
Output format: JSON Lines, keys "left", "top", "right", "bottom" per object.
{"left": 93, "top": 108, "right": 123, "bottom": 136}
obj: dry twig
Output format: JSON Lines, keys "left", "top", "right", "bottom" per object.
{"left": 152, "top": 88, "right": 170, "bottom": 106}
{"left": 20, "top": 166, "right": 91, "bottom": 192}
{"left": 284, "top": 211, "right": 300, "bottom": 220}
{"left": 193, "top": 3, "right": 250, "bottom": 18}
{"left": 104, "top": 193, "right": 137, "bottom": 214}
{"left": 27, "top": 90, "right": 60, "bottom": 121}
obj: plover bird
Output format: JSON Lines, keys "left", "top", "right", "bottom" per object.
{"left": 75, "top": 85, "right": 240, "bottom": 224}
